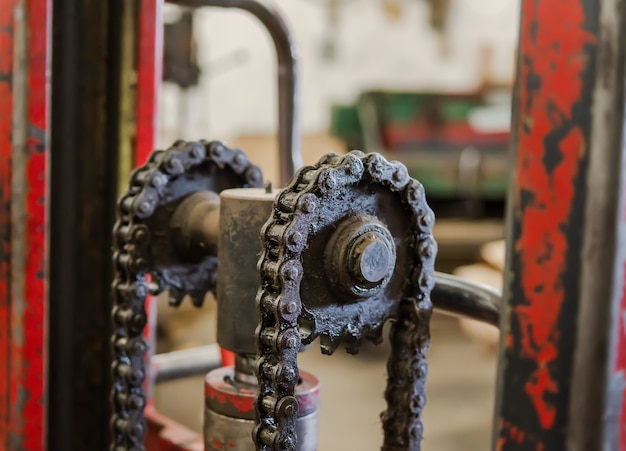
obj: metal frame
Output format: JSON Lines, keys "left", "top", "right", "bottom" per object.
{"left": 494, "top": 0, "right": 626, "bottom": 449}
{"left": 2, "top": 0, "right": 626, "bottom": 450}
{"left": 0, "top": 0, "right": 50, "bottom": 449}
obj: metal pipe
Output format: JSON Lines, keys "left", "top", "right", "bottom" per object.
{"left": 431, "top": 272, "right": 501, "bottom": 327}
{"left": 151, "top": 344, "right": 222, "bottom": 383}
{"left": 167, "top": 0, "right": 302, "bottom": 186}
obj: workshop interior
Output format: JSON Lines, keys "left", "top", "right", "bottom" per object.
{"left": 1, "top": 0, "right": 625, "bottom": 450}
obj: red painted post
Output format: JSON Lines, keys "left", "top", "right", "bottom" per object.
{"left": 136, "top": 0, "right": 164, "bottom": 404}
{"left": 495, "top": 0, "right": 626, "bottom": 449}
{"left": 0, "top": 0, "right": 50, "bottom": 449}
{"left": 0, "top": 1, "right": 17, "bottom": 446}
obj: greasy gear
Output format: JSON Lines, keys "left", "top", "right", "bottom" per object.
{"left": 254, "top": 151, "right": 437, "bottom": 451}
{"left": 110, "top": 140, "right": 263, "bottom": 450}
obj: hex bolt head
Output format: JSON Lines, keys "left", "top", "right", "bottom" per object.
{"left": 349, "top": 233, "right": 394, "bottom": 284}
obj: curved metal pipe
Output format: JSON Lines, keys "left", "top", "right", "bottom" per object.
{"left": 168, "top": 0, "right": 302, "bottom": 186}
{"left": 432, "top": 271, "right": 501, "bottom": 327}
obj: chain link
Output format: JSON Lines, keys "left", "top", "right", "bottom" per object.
{"left": 110, "top": 140, "right": 263, "bottom": 450}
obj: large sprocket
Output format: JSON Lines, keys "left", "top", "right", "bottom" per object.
{"left": 254, "top": 150, "right": 437, "bottom": 451}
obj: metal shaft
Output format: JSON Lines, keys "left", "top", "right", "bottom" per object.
{"left": 432, "top": 272, "right": 500, "bottom": 327}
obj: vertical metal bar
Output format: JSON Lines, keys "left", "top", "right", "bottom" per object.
{"left": 49, "top": 0, "right": 125, "bottom": 449}
{"left": 494, "top": 0, "right": 626, "bottom": 449}
{"left": 567, "top": 1, "right": 626, "bottom": 449}
{"left": 21, "top": 0, "right": 50, "bottom": 448}
{"left": 136, "top": 0, "right": 164, "bottom": 403}
{"left": 168, "top": 0, "right": 301, "bottom": 186}
{"left": 0, "top": 0, "right": 50, "bottom": 449}
{"left": 0, "top": 1, "right": 18, "bottom": 445}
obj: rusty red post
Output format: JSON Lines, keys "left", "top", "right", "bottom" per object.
{"left": 0, "top": 0, "right": 51, "bottom": 449}
{"left": 137, "top": 0, "right": 164, "bottom": 404}
{"left": 495, "top": 0, "right": 626, "bottom": 449}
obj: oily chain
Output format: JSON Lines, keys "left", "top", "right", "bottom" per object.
{"left": 110, "top": 140, "right": 263, "bottom": 450}
{"left": 254, "top": 151, "right": 437, "bottom": 451}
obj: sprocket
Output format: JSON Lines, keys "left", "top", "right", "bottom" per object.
{"left": 254, "top": 150, "right": 437, "bottom": 451}
{"left": 111, "top": 139, "right": 263, "bottom": 450}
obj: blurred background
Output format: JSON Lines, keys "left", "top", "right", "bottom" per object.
{"left": 154, "top": 1, "right": 517, "bottom": 449}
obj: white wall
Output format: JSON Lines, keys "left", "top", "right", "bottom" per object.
{"left": 158, "top": 0, "right": 520, "bottom": 146}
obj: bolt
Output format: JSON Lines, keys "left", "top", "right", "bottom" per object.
{"left": 284, "top": 335, "right": 299, "bottom": 349}
{"left": 150, "top": 173, "right": 167, "bottom": 188}
{"left": 393, "top": 166, "right": 407, "bottom": 182}
{"left": 407, "top": 182, "right": 424, "bottom": 202}
{"left": 245, "top": 167, "right": 261, "bottom": 184}
{"left": 419, "top": 239, "right": 436, "bottom": 258}
{"left": 284, "top": 301, "right": 298, "bottom": 314}
{"left": 127, "top": 394, "right": 144, "bottom": 409}
{"left": 165, "top": 157, "right": 184, "bottom": 174}
{"left": 131, "top": 340, "right": 146, "bottom": 356}
{"left": 211, "top": 143, "right": 223, "bottom": 157}
{"left": 132, "top": 228, "right": 147, "bottom": 242}
{"left": 234, "top": 153, "right": 247, "bottom": 166}
{"left": 130, "top": 369, "right": 145, "bottom": 385}
{"left": 137, "top": 201, "right": 152, "bottom": 214}
{"left": 189, "top": 143, "right": 205, "bottom": 159}
{"left": 349, "top": 233, "right": 394, "bottom": 284}
{"left": 321, "top": 172, "right": 336, "bottom": 190}
{"left": 420, "top": 211, "right": 434, "bottom": 229}
{"left": 299, "top": 196, "right": 317, "bottom": 214}
{"left": 283, "top": 266, "right": 299, "bottom": 281}
{"left": 287, "top": 231, "right": 302, "bottom": 246}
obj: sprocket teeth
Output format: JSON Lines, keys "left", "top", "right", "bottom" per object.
{"left": 319, "top": 334, "right": 340, "bottom": 355}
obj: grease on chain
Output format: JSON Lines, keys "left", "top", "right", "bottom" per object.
{"left": 254, "top": 151, "right": 436, "bottom": 451}
{"left": 110, "top": 140, "right": 262, "bottom": 450}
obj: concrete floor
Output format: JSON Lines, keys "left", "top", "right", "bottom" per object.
{"left": 155, "top": 313, "right": 498, "bottom": 450}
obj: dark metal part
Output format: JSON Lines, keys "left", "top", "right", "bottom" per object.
{"left": 254, "top": 151, "right": 436, "bottom": 451}
{"left": 168, "top": 0, "right": 301, "bottom": 186}
{"left": 111, "top": 140, "right": 263, "bottom": 450}
{"left": 151, "top": 344, "right": 222, "bottom": 384}
{"left": 49, "top": 0, "right": 126, "bottom": 448}
{"left": 324, "top": 215, "right": 397, "bottom": 298}
{"left": 217, "top": 188, "right": 277, "bottom": 355}
{"left": 234, "top": 353, "right": 259, "bottom": 385}
{"left": 432, "top": 272, "right": 500, "bottom": 327}
{"left": 170, "top": 190, "right": 221, "bottom": 261}
{"left": 163, "top": 9, "right": 201, "bottom": 89}
{"left": 494, "top": 0, "right": 626, "bottom": 449}
{"left": 205, "top": 368, "right": 319, "bottom": 451}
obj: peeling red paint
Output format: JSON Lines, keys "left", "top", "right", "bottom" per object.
{"left": 498, "top": 0, "right": 596, "bottom": 448}
{"left": 136, "top": 0, "right": 162, "bottom": 413}
{"left": 20, "top": 1, "right": 50, "bottom": 448}
{"left": 513, "top": 0, "right": 592, "bottom": 429}
{"left": 0, "top": 1, "right": 16, "bottom": 446}
{"left": 0, "top": 0, "right": 49, "bottom": 449}
{"left": 205, "top": 380, "right": 256, "bottom": 414}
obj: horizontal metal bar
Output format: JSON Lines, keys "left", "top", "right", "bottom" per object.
{"left": 431, "top": 271, "right": 501, "bottom": 327}
{"left": 150, "top": 273, "right": 500, "bottom": 385}
{"left": 151, "top": 344, "right": 222, "bottom": 383}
